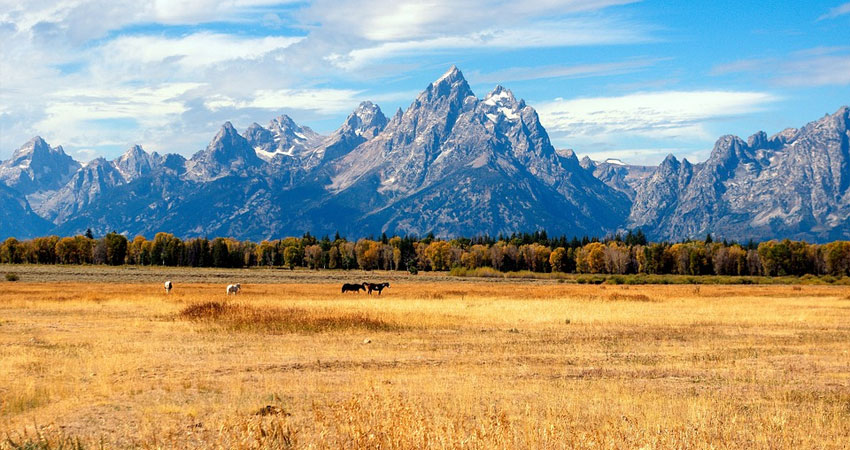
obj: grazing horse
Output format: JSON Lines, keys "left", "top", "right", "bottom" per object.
{"left": 365, "top": 282, "right": 390, "bottom": 295}
{"left": 341, "top": 282, "right": 366, "bottom": 293}
{"left": 164, "top": 280, "right": 173, "bottom": 294}
{"left": 226, "top": 283, "right": 241, "bottom": 295}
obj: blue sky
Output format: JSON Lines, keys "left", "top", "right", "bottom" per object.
{"left": 1, "top": 0, "right": 848, "bottom": 165}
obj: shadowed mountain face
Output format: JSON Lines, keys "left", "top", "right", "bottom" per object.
{"left": 1, "top": 67, "right": 849, "bottom": 242}
{"left": 0, "top": 183, "right": 52, "bottom": 239}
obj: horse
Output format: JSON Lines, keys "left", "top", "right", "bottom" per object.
{"left": 226, "top": 283, "right": 241, "bottom": 295}
{"left": 365, "top": 282, "right": 390, "bottom": 295}
{"left": 164, "top": 280, "right": 173, "bottom": 294}
{"left": 341, "top": 282, "right": 366, "bottom": 293}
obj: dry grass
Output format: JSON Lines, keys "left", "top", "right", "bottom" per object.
{"left": 1, "top": 277, "right": 849, "bottom": 448}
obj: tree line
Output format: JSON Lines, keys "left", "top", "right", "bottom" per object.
{"left": 2, "top": 229, "right": 850, "bottom": 277}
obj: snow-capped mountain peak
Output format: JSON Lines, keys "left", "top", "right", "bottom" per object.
{"left": 482, "top": 85, "right": 522, "bottom": 122}
{"left": 244, "top": 114, "right": 324, "bottom": 161}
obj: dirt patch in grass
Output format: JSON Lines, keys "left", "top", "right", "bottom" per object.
{"left": 179, "top": 301, "right": 400, "bottom": 334}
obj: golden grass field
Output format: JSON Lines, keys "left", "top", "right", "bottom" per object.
{"left": 1, "top": 270, "right": 849, "bottom": 448}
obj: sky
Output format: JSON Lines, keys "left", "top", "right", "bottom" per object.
{"left": 1, "top": 0, "right": 849, "bottom": 165}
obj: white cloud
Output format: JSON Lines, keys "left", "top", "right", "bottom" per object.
{"left": 818, "top": 2, "right": 850, "bottom": 20}
{"left": 205, "top": 88, "right": 364, "bottom": 114}
{"left": 43, "top": 83, "right": 203, "bottom": 125}
{"left": 471, "top": 59, "right": 662, "bottom": 84}
{"left": 772, "top": 54, "right": 850, "bottom": 86}
{"left": 32, "top": 83, "right": 204, "bottom": 149}
{"left": 98, "top": 33, "right": 303, "bottom": 72}
{"left": 149, "top": 0, "right": 299, "bottom": 23}
{"left": 73, "top": 148, "right": 99, "bottom": 162}
{"left": 0, "top": 0, "right": 302, "bottom": 42}
{"left": 326, "top": 18, "right": 651, "bottom": 70}
{"left": 305, "top": 0, "right": 637, "bottom": 42}
{"left": 536, "top": 90, "right": 779, "bottom": 140}
{"left": 0, "top": 0, "right": 655, "bottom": 159}
{"left": 712, "top": 48, "right": 850, "bottom": 87}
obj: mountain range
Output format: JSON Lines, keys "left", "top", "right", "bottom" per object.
{"left": 1, "top": 67, "right": 848, "bottom": 242}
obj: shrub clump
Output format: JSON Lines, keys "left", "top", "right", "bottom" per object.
{"left": 179, "top": 301, "right": 398, "bottom": 334}
{"left": 5, "top": 273, "right": 20, "bottom": 282}
{"left": 606, "top": 293, "right": 656, "bottom": 302}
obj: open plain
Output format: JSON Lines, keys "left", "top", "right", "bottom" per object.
{"left": 1, "top": 267, "right": 849, "bottom": 448}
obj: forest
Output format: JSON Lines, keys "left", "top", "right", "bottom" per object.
{"left": 2, "top": 229, "right": 850, "bottom": 277}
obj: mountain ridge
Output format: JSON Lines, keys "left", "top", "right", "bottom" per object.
{"left": 1, "top": 68, "right": 848, "bottom": 242}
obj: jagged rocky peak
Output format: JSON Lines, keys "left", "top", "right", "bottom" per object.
{"left": 13, "top": 136, "right": 51, "bottom": 158}
{"left": 304, "top": 102, "right": 390, "bottom": 166}
{"left": 0, "top": 136, "right": 81, "bottom": 194}
{"left": 212, "top": 122, "right": 260, "bottom": 160}
{"left": 187, "top": 121, "right": 261, "bottom": 179}
{"left": 211, "top": 122, "right": 243, "bottom": 149}
{"left": 344, "top": 101, "right": 388, "bottom": 138}
{"left": 8, "top": 136, "right": 76, "bottom": 166}
{"left": 37, "top": 155, "right": 128, "bottom": 224}
{"left": 747, "top": 131, "right": 785, "bottom": 151}
{"left": 556, "top": 148, "right": 577, "bottom": 159}
{"left": 162, "top": 153, "right": 187, "bottom": 174}
{"left": 483, "top": 85, "right": 518, "bottom": 106}
{"left": 418, "top": 65, "right": 475, "bottom": 105}
{"left": 114, "top": 144, "right": 159, "bottom": 182}
{"left": 747, "top": 131, "right": 768, "bottom": 149}
{"left": 658, "top": 153, "right": 681, "bottom": 170}
{"left": 84, "top": 156, "right": 111, "bottom": 168}
{"left": 268, "top": 114, "right": 320, "bottom": 141}
{"left": 243, "top": 122, "right": 274, "bottom": 149}
{"left": 385, "top": 107, "right": 404, "bottom": 128}
{"left": 708, "top": 134, "right": 753, "bottom": 166}
{"left": 794, "top": 105, "right": 849, "bottom": 138}
{"left": 770, "top": 127, "right": 798, "bottom": 145}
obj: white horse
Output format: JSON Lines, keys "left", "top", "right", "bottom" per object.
{"left": 226, "top": 283, "right": 241, "bottom": 295}
{"left": 164, "top": 280, "right": 173, "bottom": 294}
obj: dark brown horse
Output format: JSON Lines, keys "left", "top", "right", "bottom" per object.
{"left": 365, "top": 282, "right": 390, "bottom": 295}
{"left": 341, "top": 282, "right": 366, "bottom": 293}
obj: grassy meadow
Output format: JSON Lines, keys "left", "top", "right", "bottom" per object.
{"left": 1, "top": 268, "right": 849, "bottom": 448}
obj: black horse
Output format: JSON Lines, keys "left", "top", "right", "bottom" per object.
{"left": 341, "top": 282, "right": 366, "bottom": 293}
{"left": 365, "top": 282, "right": 390, "bottom": 295}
